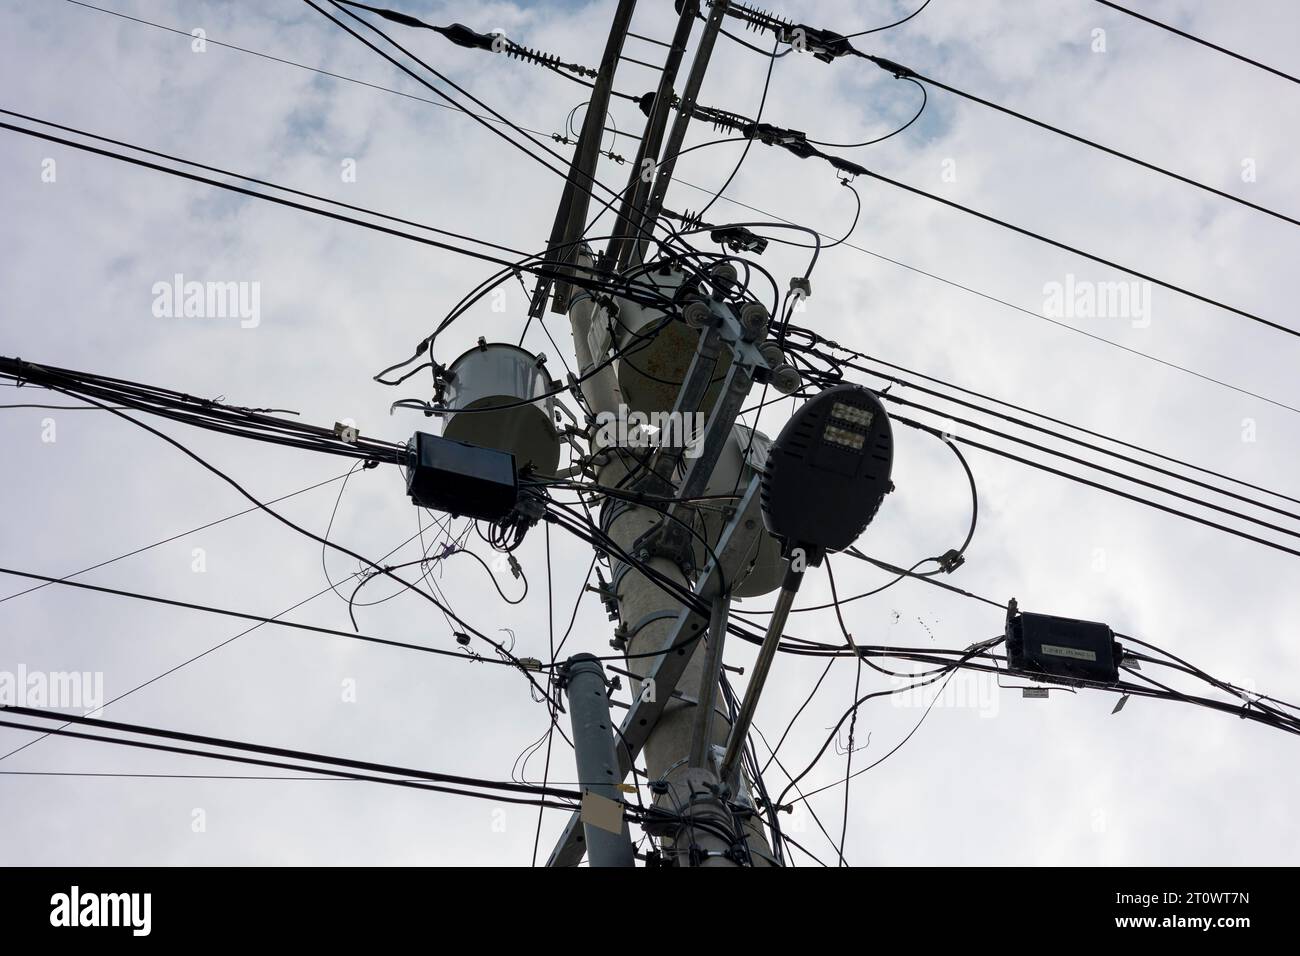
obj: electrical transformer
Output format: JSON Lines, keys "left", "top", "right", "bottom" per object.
{"left": 693, "top": 425, "right": 785, "bottom": 598}
{"left": 437, "top": 341, "right": 562, "bottom": 477}
{"left": 604, "top": 264, "right": 733, "bottom": 417}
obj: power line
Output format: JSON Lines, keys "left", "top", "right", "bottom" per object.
{"left": 0, "top": 706, "right": 583, "bottom": 805}
{"left": 0, "top": 523, "right": 439, "bottom": 765}
{"left": 673, "top": 178, "right": 1300, "bottom": 415}
{"left": 843, "top": 0, "right": 934, "bottom": 39}
{"left": 60, "top": 0, "right": 557, "bottom": 137}
{"left": 838, "top": 161, "right": 1294, "bottom": 339}
{"left": 64, "top": 0, "right": 1296, "bottom": 410}
{"left": 0, "top": 471, "right": 350, "bottom": 604}
{"left": 1091, "top": 0, "right": 1300, "bottom": 86}
{"left": 0, "top": 115, "right": 662, "bottom": 307}
{"left": 786, "top": 339, "right": 1300, "bottom": 525}
{"left": 885, "top": 412, "right": 1300, "bottom": 560}
{"left": 799, "top": 339, "right": 1300, "bottom": 511}
{"left": 854, "top": 53, "right": 1300, "bottom": 229}
{"left": 307, "top": 0, "right": 687, "bottom": 259}
{"left": 0, "top": 564, "right": 511, "bottom": 663}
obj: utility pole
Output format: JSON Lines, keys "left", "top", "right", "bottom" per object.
{"left": 533, "top": 0, "right": 785, "bottom": 866}
{"left": 558, "top": 653, "right": 636, "bottom": 867}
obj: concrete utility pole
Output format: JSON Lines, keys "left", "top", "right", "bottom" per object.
{"left": 559, "top": 653, "right": 636, "bottom": 867}
{"left": 541, "top": 1, "right": 784, "bottom": 867}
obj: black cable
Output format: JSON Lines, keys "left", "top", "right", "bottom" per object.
{"left": 792, "top": 355, "right": 1300, "bottom": 557}
{"left": 796, "top": 337, "right": 1300, "bottom": 510}
{"left": 775, "top": 639, "right": 999, "bottom": 809}
{"left": 837, "top": 650, "right": 863, "bottom": 867}
{"left": 70, "top": 0, "right": 1295, "bottom": 409}
{"left": 869, "top": 385, "right": 1300, "bottom": 543}
{"left": 839, "top": 160, "right": 1295, "bottom": 339}
{"left": 787, "top": 663, "right": 964, "bottom": 808}
{"left": 846, "top": 549, "right": 1008, "bottom": 611}
{"left": 690, "top": 37, "right": 781, "bottom": 223}
{"left": 60, "top": 0, "right": 560, "bottom": 136}
{"left": 0, "top": 117, "right": 662, "bottom": 310}
{"left": 530, "top": 523, "right": 559, "bottom": 867}
{"left": 0, "top": 706, "right": 583, "bottom": 805}
{"left": 881, "top": 408, "right": 1300, "bottom": 560}
{"left": 1091, "top": 0, "right": 1300, "bottom": 87}
{"left": 0, "top": 565, "right": 515, "bottom": 665}
{"left": 0, "top": 107, "right": 543, "bottom": 261}
{"left": 5, "top": 371, "right": 555, "bottom": 693}
{"left": 674, "top": 179, "right": 1300, "bottom": 415}
{"left": 807, "top": 77, "right": 927, "bottom": 148}
{"left": 334, "top": 0, "right": 619, "bottom": 97}
{"left": 62, "top": 0, "right": 697, "bottom": 276}
{"left": 3, "top": 360, "right": 402, "bottom": 465}
{"left": 311, "top": 0, "right": 690, "bottom": 261}
{"left": 843, "top": 0, "right": 934, "bottom": 38}
{"left": 760, "top": 658, "right": 835, "bottom": 775}
{"left": 347, "top": 549, "right": 526, "bottom": 632}
{"left": 0, "top": 523, "right": 435, "bottom": 765}
{"left": 0, "top": 471, "right": 349, "bottom": 605}
{"left": 854, "top": 53, "right": 1300, "bottom": 229}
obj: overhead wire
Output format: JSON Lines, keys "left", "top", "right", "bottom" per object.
{"left": 1090, "top": 0, "right": 1300, "bottom": 87}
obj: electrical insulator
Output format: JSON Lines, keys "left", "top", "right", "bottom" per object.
{"left": 682, "top": 300, "right": 712, "bottom": 329}
{"left": 770, "top": 364, "right": 802, "bottom": 395}
{"left": 739, "top": 302, "right": 769, "bottom": 341}
{"left": 709, "top": 262, "right": 738, "bottom": 295}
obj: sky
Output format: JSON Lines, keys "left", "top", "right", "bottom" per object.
{"left": 1, "top": 0, "right": 1298, "bottom": 866}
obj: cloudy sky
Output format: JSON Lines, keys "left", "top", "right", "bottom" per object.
{"left": 1, "top": 0, "right": 1298, "bottom": 866}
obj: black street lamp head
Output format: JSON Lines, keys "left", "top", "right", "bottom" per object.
{"left": 760, "top": 384, "right": 894, "bottom": 563}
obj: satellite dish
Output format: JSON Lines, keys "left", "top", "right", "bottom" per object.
{"left": 760, "top": 384, "right": 894, "bottom": 562}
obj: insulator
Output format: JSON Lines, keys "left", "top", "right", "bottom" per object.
{"left": 682, "top": 300, "right": 712, "bottom": 329}
{"left": 504, "top": 43, "right": 562, "bottom": 71}
{"left": 675, "top": 208, "right": 707, "bottom": 231}
{"left": 771, "top": 364, "right": 802, "bottom": 395}
{"left": 728, "top": 2, "right": 792, "bottom": 36}
{"left": 739, "top": 302, "right": 770, "bottom": 341}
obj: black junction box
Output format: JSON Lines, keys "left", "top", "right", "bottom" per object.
{"left": 1005, "top": 607, "right": 1123, "bottom": 684}
{"left": 405, "top": 431, "right": 518, "bottom": 520}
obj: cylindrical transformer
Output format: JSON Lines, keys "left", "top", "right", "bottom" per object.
{"left": 439, "top": 341, "right": 561, "bottom": 477}
{"left": 692, "top": 424, "right": 785, "bottom": 598}
{"left": 606, "top": 264, "right": 733, "bottom": 417}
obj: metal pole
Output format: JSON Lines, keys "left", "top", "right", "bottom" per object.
{"left": 718, "top": 564, "right": 803, "bottom": 788}
{"left": 606, "top": 0, "right": 699, "bottom": 269}
{"left": 561, "top": 653, "right": 636, "bottom": 867}
{"left": 529, "top": 0, "right": 639, "bottom": 317}
{"left": 633, "top": 0, "right": 732, "bottom": 265}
